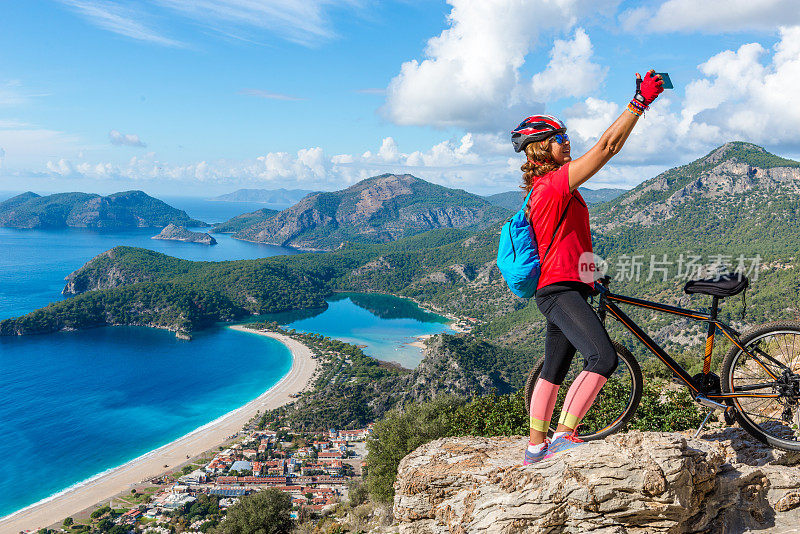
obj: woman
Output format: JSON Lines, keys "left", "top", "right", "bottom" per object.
{"left": 515, "top": 71, "right": 664, "bottom": 464}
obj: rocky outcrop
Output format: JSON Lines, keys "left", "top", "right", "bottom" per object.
{"left": 393, "top": 429, "right": 800, "bottom": 533}
{"left": 62, "top": 248, "right": 158, "bottom": 295}
{"left": 232, "top": 174, "right": 509, "bottom": 250}
{"left": 152, "top": 224, "right": 216, "bottom": 245}
{"left": 595, "top": 142, "right": 800, "bottom": 231}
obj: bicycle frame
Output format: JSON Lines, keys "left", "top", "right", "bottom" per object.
{"left": 595, "top": 282, "right": 783, "bottom": 401}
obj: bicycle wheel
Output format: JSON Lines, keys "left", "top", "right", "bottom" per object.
{"left": 523, "top": 341, "right": 643, "bottom": 441}
{"left": 722, "top": 321, "right": 800, "bottom": 451}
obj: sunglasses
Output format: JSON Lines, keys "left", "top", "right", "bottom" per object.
{"left": 551, "top": 133, "right": 569, "bottom": 144}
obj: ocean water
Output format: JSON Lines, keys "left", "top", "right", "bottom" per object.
{"left": 0, "top": 227, "right": 299, "bottom": 320}
{"left": 256, "top": 292, "right": 453, "bottom": 368}
{"left": 0, "top": 326, "right": 291, "bottom": 518}
{"left": 0, "top": 195, "right": 453, "bottom": 519}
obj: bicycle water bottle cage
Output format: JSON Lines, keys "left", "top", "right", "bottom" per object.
{"left": 683, "top": 273, "right": 749, "bottom": 298}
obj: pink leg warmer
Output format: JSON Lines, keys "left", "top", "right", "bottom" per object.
{"left": 529, "top": 378, "right": 559, "bottom": 433}
{"left": 557, "top": 371, "right": 607, "bottom": 430}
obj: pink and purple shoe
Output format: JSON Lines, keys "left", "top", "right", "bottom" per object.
{"left": 523, "top": 440, "right": 549, "bottom": 465}
{"left": 544, "top": 432, "right": 584, "bottom": 459}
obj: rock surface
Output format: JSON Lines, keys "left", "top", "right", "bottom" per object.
{"left": 232, "top": 174, "right": 508, "bottom": 250}
{"left": 152, "top": 223, "right": 216, "bottom": 245}
{"left": 595, "top": 142, "right": 800, "bottom": 231}
{"left": 393, "top": 429, "right": 800, "bottom": 533}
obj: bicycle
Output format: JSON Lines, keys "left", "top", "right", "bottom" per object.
{"left": 524, "top": 273, "right": 800, "bottom": 451}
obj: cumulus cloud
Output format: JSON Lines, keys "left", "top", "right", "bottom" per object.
{"left": 680, "top": 26, "right": 800, "bottom": 148}
{"left": 556, "top": 25, "right": 800, "bottom": 172}
{"left": 109, "top": 129, "right": 147, "bottom": 147}
{"left": 530, "top": 28, "right": 607, "bottom": 101}
{"left": 42, "top": 135, "right": 522, "bottom": 193}
{"left": 382, "top": 0, "right": 617, "bottom": 131}
{"left": 621, "top": 0, "right": 800, "bottom": 33}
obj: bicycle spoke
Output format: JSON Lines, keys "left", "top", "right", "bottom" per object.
{"left": 730, "top": 329, "right": 800, "bottom": 445}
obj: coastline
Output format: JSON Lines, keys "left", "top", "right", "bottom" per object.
{"left": 0, "top": 327, "right": 317, "bottom": 533}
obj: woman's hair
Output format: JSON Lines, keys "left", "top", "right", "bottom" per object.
{"left": 520, "top": 137, "right": 559, "bottom": 192}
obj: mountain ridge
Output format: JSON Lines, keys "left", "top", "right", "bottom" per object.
{"left": 0, "top": 190, "right": 206, "bottom": 229}
{"left": 210, "top": 188, "right": 314, "bottom": 205}
{"left": 231, "top": 173, "right": 510, "bottom": 250}
{"left": 593, "top": 141, "right": 800, "bottom": 231}
{"left": 485, "top": 186, "right": 626, "bottom": 211}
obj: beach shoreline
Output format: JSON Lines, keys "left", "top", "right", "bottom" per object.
{"left": 0, "top": 326, "right": 317, "bottom": 533}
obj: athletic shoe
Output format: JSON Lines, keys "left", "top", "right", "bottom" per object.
{"left": 544, "top": 432, "right": 584, "bottom": 459}
{"left": 523, "top": 440, "right": 549, "bottom": 465}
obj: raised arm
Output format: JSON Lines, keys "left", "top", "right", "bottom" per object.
{"left": 568, "top": 70, "right": 663, "bottom": 192}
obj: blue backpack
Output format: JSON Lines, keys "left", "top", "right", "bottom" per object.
{"left": 496, "top": 190, "right": 571, "bottom": 298}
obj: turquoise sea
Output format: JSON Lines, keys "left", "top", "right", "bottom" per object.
{"left": 0, "top": 195, "right": 452, "bottom": 519}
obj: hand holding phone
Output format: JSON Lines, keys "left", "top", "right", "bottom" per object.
{"left": 655, "top": 72, "right": 673, "bottom": 89}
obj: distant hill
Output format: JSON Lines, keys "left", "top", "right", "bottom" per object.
{"left": 232, "top": 173, "right": 511, "bottom": 250}
{"left": 210, "top": 188, "right": 314, "bottom": 205}
{"left": 0, "top": 190, "right": 206, "bottom": 229}
{"left": 485, "top": 186, "right": 626, "bottom": 211}
{"left": 212, "top": 207, "right": 280, "bottom": 234}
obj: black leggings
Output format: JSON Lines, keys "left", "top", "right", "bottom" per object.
{"left": 535, "top": 282, "right": 618, "bottom": 384}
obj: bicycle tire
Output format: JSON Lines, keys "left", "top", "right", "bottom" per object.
{"left": 721, "top": 321, "right": 800, "bottom": 451}
{"left": 523, "top": 340, "right": 643, "bottom": 441}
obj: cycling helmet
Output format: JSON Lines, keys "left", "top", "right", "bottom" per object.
{"left": 511, "top": 115, "right": 566, "bottom": 153}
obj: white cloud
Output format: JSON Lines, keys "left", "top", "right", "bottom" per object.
{"left": 109, "top": 129, "right": 147, "bottom": 147}
{"left": 0, "top": 80, "right": 48, "bottom": 106}
{"left": 382, "top": 0, "right": 618, "bottom": 131}
{"left": 46, "top": 158, "right": 77, "bottom": 177}
{"left": 239, "top": 89, "right": 304, "bottom": 101}
{"left": 59, "top": 0, "right": 362, "bottom": 48}
{"left": 39, "top": 135, "right": 520, "bottom": 193}
{"left": 156, "top": 0, "right": 362, "bottom": 46}
{"left": 58, "top": 0, "right": 185, "bottom": 48}
{"left": 621, "top": 0, "right": 800, "bottom": 33}
{"left": 681, "top": 26, "right": 800, "bottom": 148}
{"left": 0, "top": 126, "right": 84, "bottom": 168}
{"left": 530, "top": 28, "right": 606, "bottom": 101}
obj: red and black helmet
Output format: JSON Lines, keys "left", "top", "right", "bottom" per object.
{"left": 511, "top": 115, "right": 566, "bottom": 153}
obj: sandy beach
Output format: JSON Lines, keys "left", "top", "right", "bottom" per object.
{"left": 0, "top": 326, "right": 317, "bottom": 533}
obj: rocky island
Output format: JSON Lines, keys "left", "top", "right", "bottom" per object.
{"left": 152, "top": 224, "right": 217, "bottom": 245}
{"left": 0, "top": 190, "right": 205, "bottom": 229}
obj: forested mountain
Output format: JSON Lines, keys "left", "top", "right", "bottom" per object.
{"left": 4, "top": 143, "right": 800, "bottom": 365}
{"left": 212, "top": 207, "right": 280, "bottom": 233}
{"left": 485, "top": 186, "right": 626, "bottom": 210}
{"left": 0, "top": 190, "right": 205, "bottom": 229}
{"left": 210, "top": 188, "right": 314, "bottom": 205}
{"left": 230, "top": 173, "right": 510, "bottom": 250}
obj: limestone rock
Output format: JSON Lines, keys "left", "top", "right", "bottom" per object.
{"left": 152, "top": 223, "right": 216, "bottom": 245}
{"left": 393, "top": 430, "right": 800, "bottom": 533}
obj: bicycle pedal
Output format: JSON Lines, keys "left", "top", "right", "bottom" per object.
{"left": 724, "top": 407, "right": 736, "bottom": 426}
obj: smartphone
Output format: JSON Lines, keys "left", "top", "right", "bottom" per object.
{"left": 655, "top": 72, "right": 673, "bottom": 89}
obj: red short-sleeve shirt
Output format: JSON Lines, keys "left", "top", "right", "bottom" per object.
{"left": 526, "top": 163, "right": 594, "bottom": 291}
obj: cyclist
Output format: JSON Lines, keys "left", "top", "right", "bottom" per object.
{"left": 517, "top": 71, "right": 664, "bottom": 464}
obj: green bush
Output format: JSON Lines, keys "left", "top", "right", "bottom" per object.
{"left": 365, "top": 396, "right": 465, "bottom": 502}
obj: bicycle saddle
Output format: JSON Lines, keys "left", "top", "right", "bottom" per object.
{"left": 683, "top": 273, "right": 749, "bottom": 297}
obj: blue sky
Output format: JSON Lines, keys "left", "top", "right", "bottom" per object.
{"left": 1, "top": 0, "right": 799, "bottom": 196}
